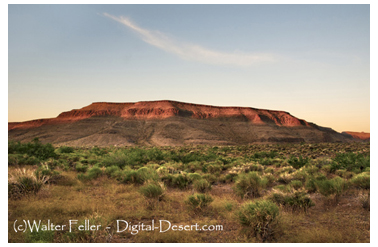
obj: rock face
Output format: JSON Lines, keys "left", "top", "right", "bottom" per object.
{"left": 341, "top": 131, "right": 370, "bottom": 141}
{"left": 8, "top": 100, "right": 355, "bottom": 146}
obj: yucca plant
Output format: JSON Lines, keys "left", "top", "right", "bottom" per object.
{"left": 8, "top": 168, "right": 49, "bottom": 199}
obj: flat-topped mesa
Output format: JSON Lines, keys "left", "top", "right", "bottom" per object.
{"left": 54, "top": 100, "right": 309, "bottom": 127}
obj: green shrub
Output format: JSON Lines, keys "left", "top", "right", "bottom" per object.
{"left": 315, "top": 176, "right": 347, "bottom": 201}
{"left": 186, "top": 193, "right": 213, "bottom": 210}
{"left": 193, "top": 179, "right": 212, "bottom": 193}
{"left": 78, "top": 166, "right": 103, "bottom": 181}
{"left": 305, "top": 177, "right": 317, "bottom": 193}
{"left": 121, "top": 167, "right": 159, "bottom": 184}
{"left": 58, "top": 146, "right": 75, "bottom": 154}
{"left": 273, "top": 184, "right": 291, "bottom": 193}
{"left": 264, "top": 167, "right": 274, "bottom": 174}
{"left": 350, "top": 172, "right": 370, "bottom": 190}
{"left": 24, "top": 228, "right": 55, "bottom": 243}
{"left": 188, "top": 173, "right": 202, "bottom": 181}
{"left": 277, "top": 172, "right": 294, "bottom": 184}
{"left": 75, "top": 163, "right": 88, "bottom": 173}
{"left": 234, "top": 172, "right": 268, "bottom": 199}
{"left": 104, "top": 165, "right": 121, "bottom": 178}
{"left": 289, "top": 180, "right": 303, "bottom": 190}
{"left": 252, "top": 151, "right": 278, "bottom": 159}
{"left": 335, "top": 169, "right": 354, "bottom": 179}
{"left": 238, "top": 199, "right": 279, "bottom": 241}
{"left": 269, "top": 190, "right": 314, "bottom": 213}
{"left": 8, "top": 138, "right": 56, "bottom": 160}
{"left": 139, "top": 182, "right": 165, "bottom": 200}
{"left": 330, "top": 152, "right": 370, "bottom": 173}
{"left": 288, "top": 155, "right": 309, "bottom": 169}
{"left": 172, "top": 173, "right": 190, "bottom": 189}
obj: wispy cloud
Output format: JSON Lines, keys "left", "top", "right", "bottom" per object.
{"left": 104, "top": 13, "right": 276, "bottom": 67}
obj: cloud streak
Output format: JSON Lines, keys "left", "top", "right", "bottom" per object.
{"left": 104, "top": 13, "right": 276, "bottom": 67}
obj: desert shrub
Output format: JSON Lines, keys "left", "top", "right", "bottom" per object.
{"left": 223, "top": 173, "right": 238, "bottom": 183}
{"left": 201, "top": 173, "right": 218, "bottom": 184}
{"left": 187, "top": 173, "right": 202, "bottom": 181}
{"left": 139, "top": 182, "right": 165, "bottom": 200}
{"left": 162, "top": 172, "right": 190, "bottom": 189}
{"left": 302, "top": 165, "right": 319, "bottom": 176}
{"left": 238, "top": 199, "right": 279, "bottom": 242}
{"left": 8, "top": 154, "right": 41, "bottom": 166}
{"left": 186, "top": 193, "right": 213, "bottom": 210}
{"left": 264, "top": 167, "right": 274, "bottom": 174}
{"left": 121, "top": 167, "right": 159, "bottom": 184}
{"left": 330, "top": 152, "right": 370, "bottom": 173}
{"left": 58, "top": 146, "right": 75, "bottom": 154}
{"left": 244, "top": 163, "right": 264, "bottom": 173}
{"left": 193, "top": 179, "right": 212, "bottom": 193}
{"left": 288, "top": 155, "right": 309, "bottom": 169}
{"left": 24, "top": 228, "right": 55, "bottom": 243}
{"left": 335, "top": 169, "right": 354, "bottom": 179}
{"left": 75, "top": 162, "right": 88, "bottom": 173}
{"left": 273, "top": 185, "right": 290, "bottom": 192}
{"left": 289, "top": 180, "right": 303, "bottom": 190}
{"left": 278, "top": 166, "right": 295, "bottom": 174}
{"left": 104, "top": 165, "right": 121, "bottom": 178}
{"left": 207, "top": 164, "right": 223, "bottom": 173}
{"left": 269, "top": 190, "right": 314, "bottom": 213}
{"left": 170, "top": 150, "right": 216, "bottom": 164}
{"left": 77, "top": 166, "right": 103, "bottom": 181}
{"left": 350, "top": 172, "right": 370, "bottom": 190}
{"left": 234, "top": 172, "right": 268, "bottom": 199}
{"left": 252, "top": 151, "right": 278, "bottom": 159}
{"left": 90, "top": 146, "right": 108, "bottom": 156}
{"left": 172, "top": 173, "right": 190, "bottom": 189}
{"left": 184, "top": 161, "right": 202, "bottom": 172}
{"left": 8, "top": 154, "right": 23, "bottom": 166}
{"left": 304, "top": 177, "right": 318, "bottom": 193}
{"left": 315, "top": 176, "right": 347, "bottom": 202}
{"left": 35, "top": 163, "right": 61, "bottom": 183}
{"left": 360, "top": 193, "right": 370, "bottom": 211}
{"left": 277, "top": 172, "right": 294, "bottom": 184}
{"left": 8, "top": 138, "right": 56, "bottom": 161}
{"left": 8, "top": 168, "right": 49, "bottom": 199}
{"left": 290, "top": 167, "right": 309, "bottom": 181}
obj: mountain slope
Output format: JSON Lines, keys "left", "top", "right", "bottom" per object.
{"left": 8, "top": 100, "right": 353, "bottom": 146}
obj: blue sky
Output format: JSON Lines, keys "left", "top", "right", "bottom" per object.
{"left": 8, "top": 4, "right": 370, "bottom": 132}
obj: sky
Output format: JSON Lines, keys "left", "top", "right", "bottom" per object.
{"left": 8, "top": 4, "right": 370, "bottom": 132}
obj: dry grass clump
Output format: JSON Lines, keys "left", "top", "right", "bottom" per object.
{"left": 8, "top": 168, "right": 49, "bottom": 199}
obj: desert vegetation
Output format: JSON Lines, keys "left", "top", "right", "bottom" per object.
{"left": 8, "top": 139, "right": 370, "bottom": 243}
